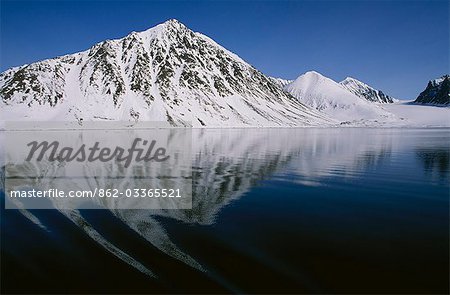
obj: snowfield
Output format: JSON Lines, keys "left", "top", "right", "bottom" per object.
{"left": 381, "top": 101, "right": 450, "bottom": 127}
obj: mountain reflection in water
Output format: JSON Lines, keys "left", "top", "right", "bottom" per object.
{"left": 1, "top": 128, "right": 449, "bottom": 294}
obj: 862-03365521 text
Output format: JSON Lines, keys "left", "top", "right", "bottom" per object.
{"left": 8, "top": 188, "right": 184, "bottom": 199}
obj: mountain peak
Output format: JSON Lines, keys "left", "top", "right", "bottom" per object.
{"left": 431, "top": 74, "right": 450, "bottom": 86}
{"left": 136, "top": 19, "right": 190, "bottom": 39}
{"left": 162, "top": 18, "right": 186, "bottom": 29}
{"left": 340, "top": 76, "right": 395, "bottom": 103}
{"left": 293, "top": 71, "right": 328, "bottom": 85}
{"left": 303, "top": 70, "right": 323, "bottom": 77}
{"left": 342, "top": 77, "right": 360, "bottom": 83}
{"left": 341, "top": 77, "right": 370, "bottom": 88}
{"left": 415, "top": 75, "right": 450, "bottom": 105}
{"left": 164, "top": 18, "right": 182, "bottom": 24}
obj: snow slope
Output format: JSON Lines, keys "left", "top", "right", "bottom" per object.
{"left": 0, "top": 19, "right": 330, "bottom": 127}
{"left": 284, "top": 71, "right": 398, "bottom": 124}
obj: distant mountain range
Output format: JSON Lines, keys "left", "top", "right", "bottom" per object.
{"left": 0, "top": 19, "right": 448, "bottom": 127}
{"left": 282, "top": 71, "right": 396, "bottom": 123}
{"left": 414, "top": 75, "right": 450, "bottom": 105}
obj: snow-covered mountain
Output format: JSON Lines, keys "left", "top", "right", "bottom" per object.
{"left": 339, "top": 77, "right": 396, "bottom": 103}
{"left": 284, "top": 71, "right": 397, "bottom": 124}
{"left": 414, "top": 75, "right": 450, "bottom": 106}
{"left": 0, "top": 19, "right": 330, "bottom": 127}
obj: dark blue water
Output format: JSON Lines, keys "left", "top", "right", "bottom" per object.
{"left": 1, "top": 128, "right": 449, "bottom": 293}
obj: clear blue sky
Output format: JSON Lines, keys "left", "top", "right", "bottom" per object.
{"left": 1, "top": 0, "right": 448, "bottom": 99}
